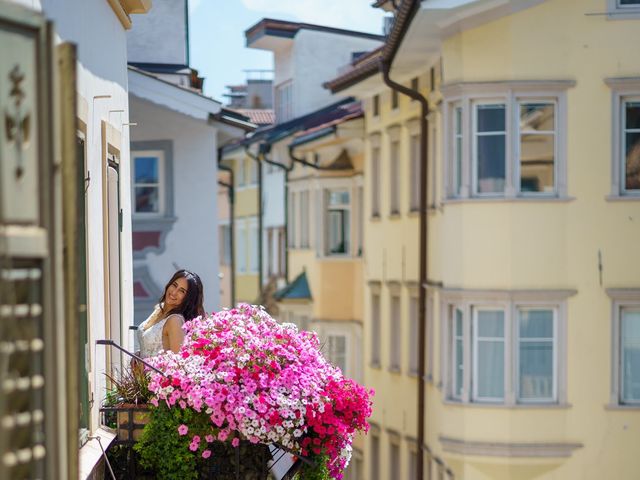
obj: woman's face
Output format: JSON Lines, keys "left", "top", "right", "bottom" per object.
{"left": 165, "top": 277, "right": 189, "bottom": 309}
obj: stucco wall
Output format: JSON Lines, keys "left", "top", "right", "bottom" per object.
{"left": 129, "top": 96, "right": 220, "bottom": 313}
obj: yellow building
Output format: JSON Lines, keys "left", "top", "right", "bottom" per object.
{"left": 327, "top": 0, "right": 640, "bottom": 479}
{"left": 273, "top": 99, "right": 367, "bottom": 479}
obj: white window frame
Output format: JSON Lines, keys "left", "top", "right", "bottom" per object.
{"left": 326, "top": 332, "right": 349, "bottom": 375}
{"left": 620, "top": 97, "right": 640, "bottom": 195}
{"left": 441, "top": 290, "right": 571, "bottom": 406}
{"left": 605, "top": 78, "right": 640, "bottom": 198}
{"left": 607, "top": 0, "right": 640, "bottom": 18}
{"left": 515, "top": 306, "right": 558, "bottom": 404}
{"left": 472, "top": 306, "right": 507, "bottom": 402}
{"left": 131, "top": 150, "right": 165, "bottom": 216}
{"left": 607, "top": 289, "right": 640, "bottom": 407}
{"left": 324, "top": 187, "right": 351, "bottom": 257}
{"left": 442, "top": 81, "right": 572, "bottom": 201}
{"left": 450, "top": 306, "right": 464, "bottom": 400}
{"left": 472, "top": 100, "right": 508, "bottom": 197}
{"left": 515, "top": 99, "right": 558, "bottom": 197}
{"left": 370, "top": 135, "right": 381, "bottom": 217}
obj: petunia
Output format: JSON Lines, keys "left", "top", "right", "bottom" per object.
{"left": 178, "top": 424, "right": 188, "bottom": 436}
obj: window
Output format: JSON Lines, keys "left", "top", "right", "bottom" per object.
{"left": 473, "top": 309, "right": 505, "bottom": 401}
{"left": 450, "top": 307, "right": 464, "bottom": 399}
{"left": 278, "top": 227, "right": 286, "bottom": 276}
{"left": 518, "top": 308, "right": 556, "bottom": 402}
{"left": 236, "top": 223, "right": 246, "bottom": 273}
{"left": 390, "top": 294, "right": 401, "bottom": 371}
{"left": 373, "top": 94, "right": 380, "bottom": 117}
{"left": 371, "top": 292, "right": 381, "bottom": 366}
{"left": 370, "top": 433, "right": 380, "bottom": 480}
{"left": 357, "top": 185, "right": 364, "bottom": 256}
{"left": 473, "top": 103, "right": 506, "bottom": 195}
{"left": 249, "top": 221, "right": 259, "bottom": 273}
{"left": 219, "top": 224, "right": 231, "bottom": 266}
{"left": 390, "top": 140, "right": 401, "bottom": 214}
{"left": 410, "top": 134, "right": 420, "bottom": 211}
{"left": 409, "top": 296, "right": 419, "bottom": 375}
{"left": 443, "top": 291, "right": 569, "bottom": 406}
{"left": 391, "top": 89, "right": 399, "bottom": 110}
{"left": 371, "top": 146, "right": 381, "bottom": 216}
{"left": 288, "top": 192, "right": 296, "bottom": 248}
{"left": 518, "top": 102, "right": 556, "bottom": 194}
{"left": 389, "top": 441, "right": 400, "bottom": 479}
{"left": 453, "top": 105, "right": 463, "bottom": 196}
{"left": 622, "top": 98, "right": 640, "bottom": 193}
{"left": 409, "top": 448, "right": 418, "bottom": 480}
{"left": 444, "top": 82, "right": 570, "bottom": 199}
{"left": 275, "top": 80, "right": 293, "bottom": 122}
{"left": 621, "top": 307, "right": 640, "bottom": 404}
{"left": 327, "top": 334, "right": 348, "bottom": 374}
{"left": 132, "top": 151, "right": 163, "bottom": 214}
{"left": 326, "top": 189, "right": 350, "bottom": 255}
{"left": 608, "top": 0, "right": 640, "bottom": 16}
{"left": 300, "top": 190, "right": 309, "bottom": 248}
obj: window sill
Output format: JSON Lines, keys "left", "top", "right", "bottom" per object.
{"left": 442, "top": 400, "right": 572, "bottom": 409}
{"left": 442, "top": 196, "right": 575, "bottom": 205}
{"left": 388, "top": 212, "right": 402, "bottom": 220}
{"left": 370, "top": 214, "right": 382, "bottom": 222}
{"left": 605, "top": 403, "right": 640, "bottom": 410}
{"left": 605, "top": 194, "right": 640, "bottom": 202}
{"left": 79, "top": 427, "right": 116, "bottom": 480}
{"left": 606, "top": 9, "right": 640, "bottom": 20}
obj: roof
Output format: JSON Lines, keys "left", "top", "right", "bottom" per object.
{"left": 237, "top": 109, "right": 275, "bottom": 126}
{"left": 246, "top": 18, "right": 385, "bottom": 47}
{"left": 221, "top": 97, "right": 360, "bottom": 156}
{"left": 290, "top": 103, "right": 363, "bottom": 148}
{"left": 324, "top": 0, "right": 421, "bottom": 93}
{"left": 274, "top": 271, "right": 312, "bottom": 301}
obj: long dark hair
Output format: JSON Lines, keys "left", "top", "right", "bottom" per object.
{"left": 159, "top": 269, "right": 205, "bottom": 321}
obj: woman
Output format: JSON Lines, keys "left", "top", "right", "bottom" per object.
{"left": 137, "top": 269, "right": 204, "bottom": 358}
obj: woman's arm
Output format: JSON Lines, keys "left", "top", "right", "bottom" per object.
{"left": 163, "top": 315, "right": 185, "bottom": 353}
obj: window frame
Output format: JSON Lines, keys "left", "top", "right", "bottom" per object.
{"left": 325, "top": 188, "right": 351, "bottom": 256}
{"left": 607, "top": 0, "right": 640, "bottom": 18}
{"left": 441, "top": 290, "right": 571, "bottom": 406}
{"left": 389, "top": 290, "right": 402, "bottom": 373}
{"left": 326, "top": 332, "right": 349, "bottom": 375}
{"left": 515, "top": 306, "right": 558, "bottom": 404}
{"left": 370, "top": 286, "right": 382, "bottom": 368}
{"left": 472, "top": 306, "right": 507, "bottom": 403}
{"left": 131, "top": 149, "right": 165, "bottom": 217}
{"left": 472, "top": 100, "right": 508, "bottom": 197}
{"left": 608, "top": 289, "right": 640, "bottom": 407}
{"left": 442, "top": 81, "right": 572, "bottom": 201}
{"left": 370, "top": 139, "right": 381, "bottom": 217}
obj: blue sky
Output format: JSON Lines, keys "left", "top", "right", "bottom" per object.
{"left": 188, "top": 0, "right": 388, "bottom": 103}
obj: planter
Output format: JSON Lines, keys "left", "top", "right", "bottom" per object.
{"left": 101, "top": 403, "right": 151, "bottom": 443}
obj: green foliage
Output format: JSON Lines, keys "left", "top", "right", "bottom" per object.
{"left": 295, "top": 453, "right": 331, "bottom": 480}
{"left": 134, "top": 404, "right": 210, "bottom": 480}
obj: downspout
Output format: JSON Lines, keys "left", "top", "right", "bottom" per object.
{"left": 217, "top": 160, "right": 236, "bottom": 306}
{"left": 380, "top": 59, "right": 429, "bottom": 480}
{"left": 245, "top": 146, "right": 263, "bottom": 298}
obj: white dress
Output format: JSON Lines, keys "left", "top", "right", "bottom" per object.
{"left": 138, "top": 306, "right": 185, "bottom": 359}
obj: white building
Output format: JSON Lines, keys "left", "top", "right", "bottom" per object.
{"left": 244, "top": 19, "right": 383, "bottom": 296}
{"left": 2, "top": 0, "right": 151, "bottom": 479}
{"left": 127, "top": 0, "right": 252, "bottom": 323}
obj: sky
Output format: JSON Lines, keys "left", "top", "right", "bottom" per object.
{"left": 188, "top": 0, "right": 388, "bottom": 104}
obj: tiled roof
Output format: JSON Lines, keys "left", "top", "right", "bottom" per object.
{"left": 274, "top": 271, "right": 312, "bottom": 301}
{"left": 237, "top": 109, "right": 275, "bottom": 126}
{"left": 324, "top": 0, "right": 421, "bottom": 93}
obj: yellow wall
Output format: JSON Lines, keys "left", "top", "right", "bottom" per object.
{"left": 361, "top": 1, "right": 640, "bottom": 479}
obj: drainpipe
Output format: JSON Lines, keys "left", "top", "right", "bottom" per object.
{"left": 245, "top": 145, "right": 264, "bottom": 298}
{"left": 380, "top": 58, "right": 429, "bottom": 480}
{"left": 218, "top": 160, "right": 236, "bottom": 306}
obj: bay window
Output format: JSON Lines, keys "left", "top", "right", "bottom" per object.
{"left": 443, "top": 290, "right": 570, "bottom": 406}
{"left": 444, "top": 81, "right": 572, "bottom": 200}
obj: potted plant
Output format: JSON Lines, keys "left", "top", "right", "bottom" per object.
{"left": 136, "top": 304, "right": 374, "bottom": 480}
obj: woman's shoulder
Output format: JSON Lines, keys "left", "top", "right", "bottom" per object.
{"left": 164, "top": 312, "right": 186, "bottom": 324}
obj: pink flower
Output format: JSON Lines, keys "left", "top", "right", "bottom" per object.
{"left": 231, "top": 438, "right": 240, "bottom": 448}
{"left": 178, "top": 424, "right": 188, "bottom": 436}
{"left": 189, "top": 442, "right": 198, "bottom": 452}
{"left": 205, "top": 434, "right": 214, "bottom": 443}
{"left": 202, "top": 449, "right": 211, "bottom": 459}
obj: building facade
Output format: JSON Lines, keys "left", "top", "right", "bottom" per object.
{"left": 327, "top": 0, "right": 640, "bottom": 479}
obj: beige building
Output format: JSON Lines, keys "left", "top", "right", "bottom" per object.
{"left": 327, "top": 0, "right": 640, "bottom": 479}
